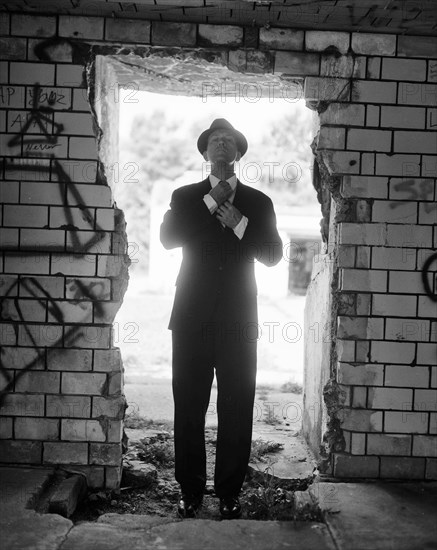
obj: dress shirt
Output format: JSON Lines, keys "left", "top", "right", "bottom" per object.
{"left": 203, "top": 174, "right": 248, "bottom": 240}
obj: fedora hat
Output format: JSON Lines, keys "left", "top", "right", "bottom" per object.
{"left": 197, "top": 118, "right": 248, "bottom": 157}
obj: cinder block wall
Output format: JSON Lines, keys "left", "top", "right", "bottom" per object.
{"left": 0, "top": 14, "right": 436, "bottom": 486}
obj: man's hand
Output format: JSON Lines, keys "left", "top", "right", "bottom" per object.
{"left": 209, "top": 180, "right": 233, "bottom": 206}
{"left": 216, "top": 201, "right": 243, "bottom": 229}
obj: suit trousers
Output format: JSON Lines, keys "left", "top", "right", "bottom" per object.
{"left": 171, "top": 297, "right": 258, "bottom": 498}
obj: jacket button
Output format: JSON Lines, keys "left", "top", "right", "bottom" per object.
{"left": 218, "top": 266, "right": 223, "bottom": 271}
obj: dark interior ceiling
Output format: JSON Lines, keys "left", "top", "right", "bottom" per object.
{"left": 1, "top": 0, "right": 437, "bottom": 36}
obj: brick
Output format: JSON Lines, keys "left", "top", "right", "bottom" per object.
{"left": 0, "top": 275, "right": 18, "bottom": 297}
{"left": 338, "top": 316, "right": 383, "bottom": 340}
{"left": 69, "top": 137, "right": 98, "bottom": 160}
{"left": 48, "top": 474, "right": 87, "bottom": 517}
{"left": 376, "top": 154, "right": 421, "bottom": 177}
{"left": 352, "top": 80, "right": 397, "bottom": 104}
{"left": 389, "top": 178, "right": 435, "bottom": 201}
{"left": 432, "top": 414, "right": 437, "bottom": 435}
{"left": 398, "top": 36, "right": 437, "bottom": 59}
{"left": 93, "top": 349, "right": 122, "bottom": 372}
{"left": 50, "top": 206, "right": 95, "bottom": 230}
{"left": 382, "top": 58, "right": 427, "bottom": 82}
{"left": 422, "top": 156, "right": 437, "bottom": 178}
{"left": 1, "top": 346, "right": 45, "bottom": 370}
{"left": 340, "top": 409, "right": 383, "bottom": 432}
{"left": 47, "top": 348, "right": 92, "bottom": 371}
{"left": 324, "top": 150, "right": 360, "bottom": 175}
{"left": 398, "top": 83, "right": 437, "bottom": 107}
{"left": 43, "top": 442, "right": 88, "bottom": 464}
{"left": 0, "top": 440, "right": 42, "bottom": 464}
{"left": 386, "top": 224, "right": 432, "bottom": 248}
{"left": 385, "top": 365, "right": 430, "bottom": 388}
{"left": 59, "top": 15, "right": 103, "bottom": 39}
{"left": 97, "top": 255, "right": 124, "bottom": 278}
{"left": 151, "top": 22, "right": 196, "bottom": 47}
{"left": 72, "top": 89, "right": 90, "bottom": 112}
{"left": 259, "top": 28, "right": 303, "bottom": 50}
{"left": 228, "top": 50, "right": 246, "bottom": 72}
{"left": 394, "top": 131, "right": 437, "bottom": 155}
{"left": 371, "top": 341, "right": 416, "bottom": 364}
{"left": 419, "top": 202, "right": 437, "bottom": 224}
{"left": 352, "top": 387, "right": 367, "bottom": 409}
{"left": 20, "top": 229, "right": 65, "bottom": 250}
{"left": 351, "top": 33, "right": 395, "bottom": 56}
{"left": 10, "top": 62, "right": 55, "bottom": 86}
{"left": 372, "top": 247, "right": 416, "bottom": 270}
{"left": 11, "top": 14, "right": 56, "bottom": 37}
{"left": 0, "top": 12, "right": 9, "bottom": 34}
{"left": 95, "top": 209, "right": 115, "bottom": 231}
{"left": 54, "top": 112, "right": 94, "bottom": 136}
{"left": 426, "top": 109, "right": 437, "bottom": 131}
{"left": 380, "top": 106, "right": 426, "bottom": 129}
{"left": 1, "top": 297, "right": 46, "bottom": 322}
{"left": 414, "top": 389, "right": 437, "bottom": 411}
{"left": 0, "top": 228, "right": 19, "bottom": 248}
{"left": 426, "top": 459, "right": 437, "bottom": 479}
{"left": 27, "top": 38, "right": 73, "bottom": 63}
{"left": 386, "top": 318, "right": 431, "bottom": 342}
{"left": 19, "top": 275, "right": 64, "bottom": 299}
{"left": 418, "top": 296, "right": 437, "bottom": 318}
{"left": 92, "top": 396, "right": 126, "bottom": 419}
{"left": 64, "top": 325, "right": 111, "bottom": 349}
{"left": 432, "top": 368, "right": 437, "bottom": 388}
{"left": 105, "top": 18, "right": 151, "bottom": 43}
{"left": 317, "top": 126, "right": 345, "bottom": 149}
{"left": 199, "top": 24, "right": 242, "bottom": 46}
{"left": 0, "top": 393, "right": 44, "bottom": 417}
{"left": 65, "top": 277, "right": 110, "bottom": 301}
{"left": 4, "top": 158, "right": 51, "bottom": 181}
{"left": 26, "top": 87, "right": 72, "bottom": 111}
{"left": 105, "top": 465, "right": 122, "bottom": 489}
{"left": 374, "top": 199, "right": 419, "bottom": 223}
{"left": 305, "top": 30, "right": 349, "bottom": 54}
{"left": 89, "top": 443, "right": 121, "bottom": 466}
{"left": 65, "top": 183, "right": 112, "bottom": 206}
{"left": 366, "top": 57, "right": 381, "bottom": 80}
{"left": 319, "top": 103, "right": 365, "bottom": 127}
{"left": 18, "top": 323, "right": 63, "bottom": 347}
{"left": 46, "top": 395, "right": 91, "bottom": 418}
{"left": 0, "top": 417, "right": 13, "bottom": 438}
{"left": 107, "top": 420, "right": 123, "bottom": 443}
{"left": 341, "top": 176, "right": 387, "bottom": 199}
{"left": 56, "top": 65, "right": 85, "bottom": 88}
{"left": 366, "top": 105, "right": 379, "bottom": 126}
{"left": 3, "top": 205, "right": 48, "bottom": 227}
{"left": 246, "top": 50, "right": 273, "bottom": 74}
{"left": 15, "top": 417, "right": 59, "bottom": 440}
{"left": 20, "top": 181, "right": 64, "bottom": 205}
{"left": 333, "top": 454, "right": 379, "bottom": 477}
{"left": 51, "top": 254, "right": 96, "bottom": 277}
{"left": 385, "top": 411, "right": 428, "bottom": 433}
{"left": 413, "top": 436, "right": 437, "bottom": 457}
{"left": 0, "top": 85, "right": 25, "bottom": 109}
{"left": 274, "top": 52, "right": 319, "bottom": 76}
{"left": 304, "top": 77, "right": 350, "bottom": 102}
{"left": 336, "top": 340, "right": 355, "bottom": 362}
{"left": 389, "top": 270, "right": 426, "bottom": 294}
{"left": 4, "top": 253, "right": 50, "bottom": 275}
{"left": 62, "top": 372, "right": 106, "bottom": 395}
{"left": 48, "top": 298, "right": 92, "bottom": 325}
{"left": 367, "top": 434, "right": 411, "bottom": 456}
{"left": 380, "top": 457, "right": 425, "bottom": 479}
{"left": 349, "top": 432, "right": 365, "bottom": 455}
{"left": 62, "top": 419, "right": 105, "bottom": 442}
{"left": 65, "top": 230, "right": 111, "bottom": 254}
{"left": 0, "top": 180, "right": 18, "bottom": 203}
{"left": 341, "top": 268, "right": 387, "bottom": 292}
{"left": 347, "top": 129, "right": 391, "bottom": 152}
{"left": 15, "top": 371, "right": 60, "bottom": 393}
{"left": 368, "top": 387, "right": 413, "bottom": 410}
{"left": 0, "top": 37, "right": 26, "bottom": 60}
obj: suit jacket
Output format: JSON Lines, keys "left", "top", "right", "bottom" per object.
{"left": 160, "top": 178, "right": 283, "bottom": 332}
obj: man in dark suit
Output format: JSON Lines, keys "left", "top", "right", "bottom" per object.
{"left": 160, "top": 119, "right": 283, "bottom": 519}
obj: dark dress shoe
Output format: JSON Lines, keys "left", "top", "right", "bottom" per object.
{"left": 177, "top": 493, "right": 203, "bottom": 518}
{"left": 219, "top": 496, "right": 242, "bottom": 519}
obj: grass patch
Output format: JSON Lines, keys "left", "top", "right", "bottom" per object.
{"left": 124, "top": 411, "right": 173, "bottom": 432}
{"left": 250, "top": 438, "right": 284, "bottom": 462}
{"left": 136, "top": 433, "right": 175, "bottom": 467}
